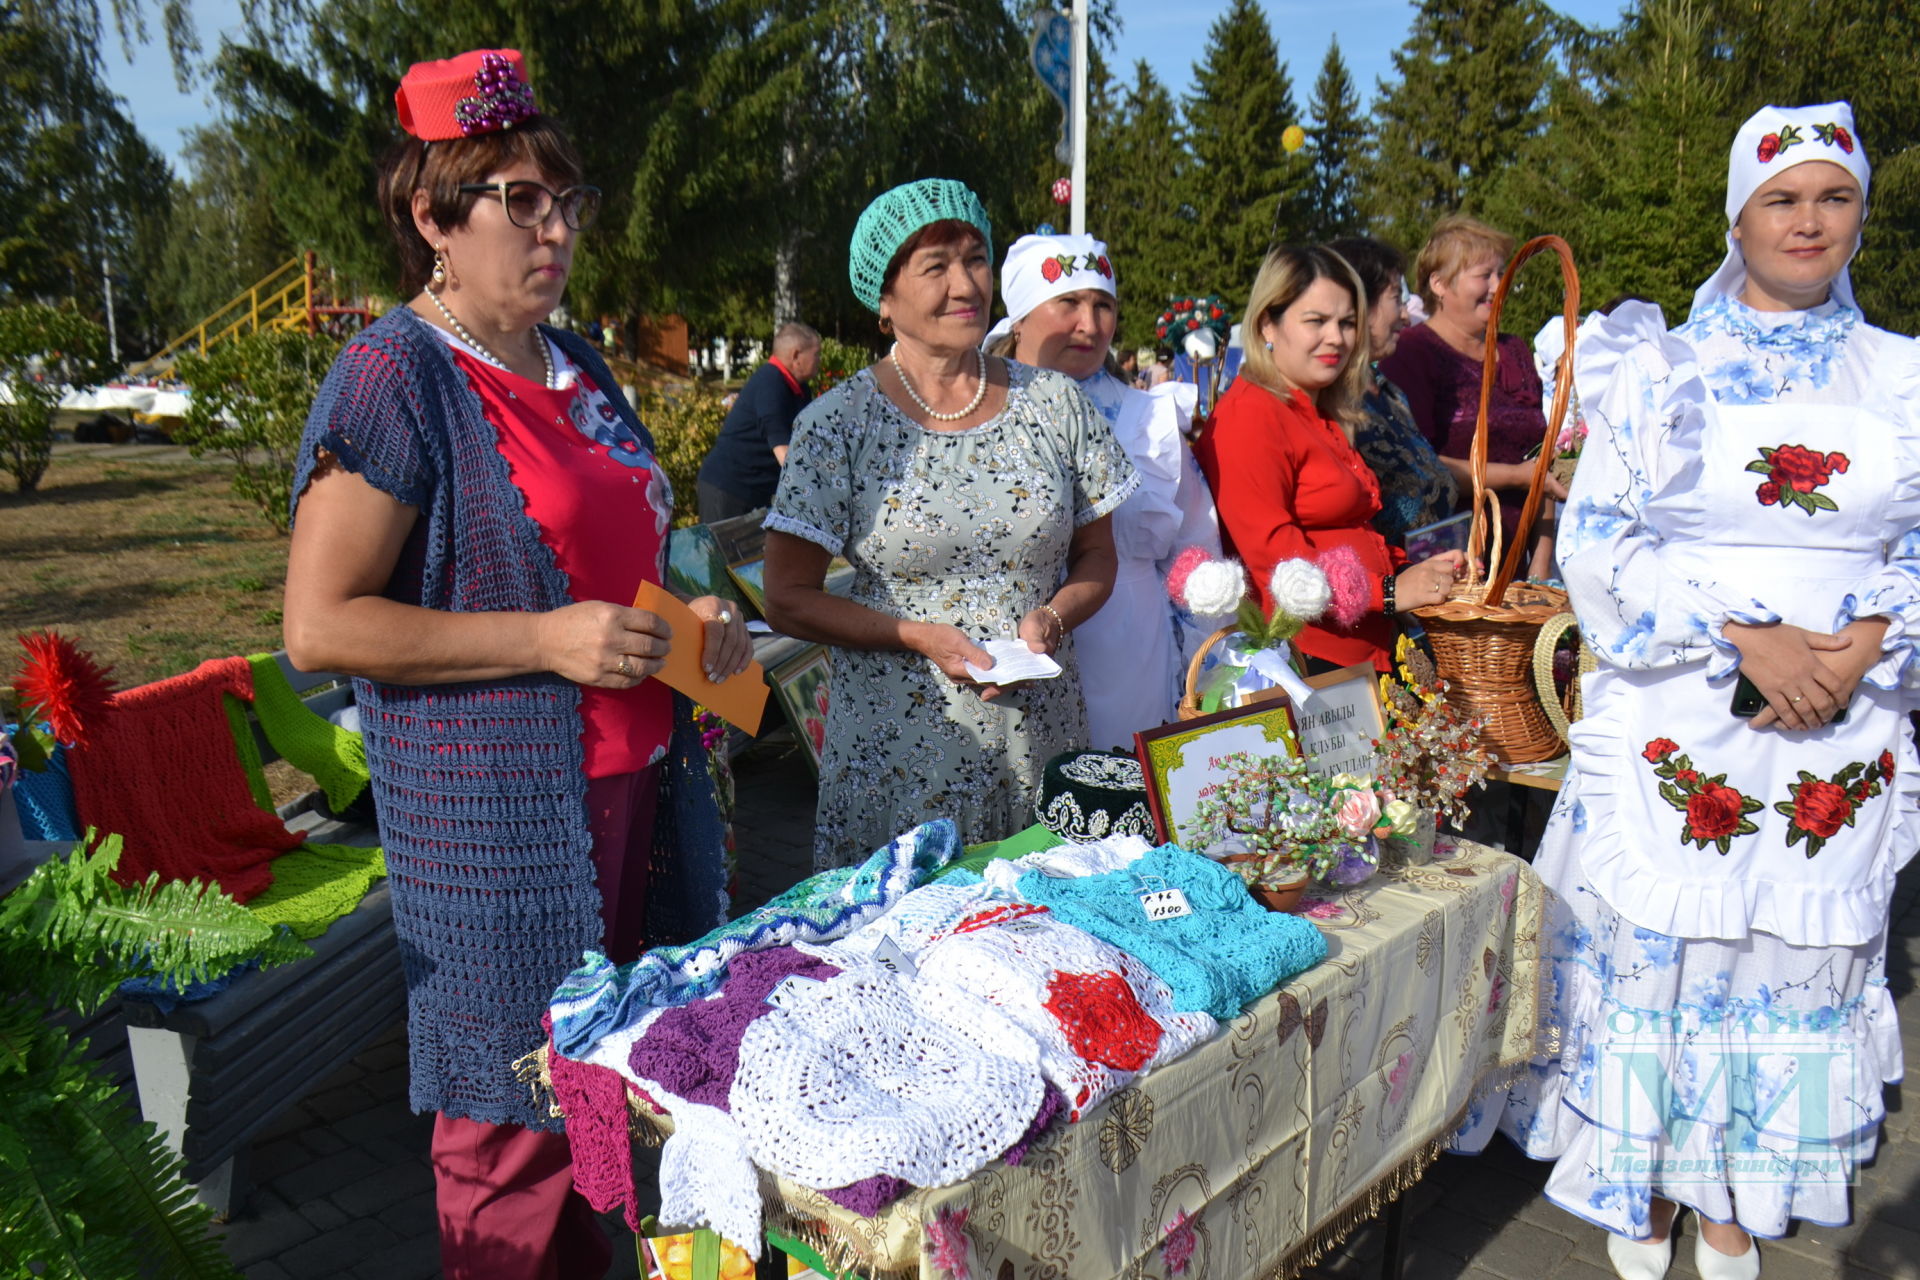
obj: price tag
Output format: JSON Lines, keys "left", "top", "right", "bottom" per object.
{"left": 870, "top": 935, "right": 919, "bottom": 978}
{"left": 1000, "top": 918, "right": 1050, "bottom": 936}
{"left": 1139, "top": 888, "right": 1193, "bottom": 922}
{"left": 765, "top": 975, "right": 822, "bottom": 1009}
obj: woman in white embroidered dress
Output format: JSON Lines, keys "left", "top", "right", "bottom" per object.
{"left": 1459, "top": 102, "right": 1918, "bottom": 1280}
{"left": 984, "top": 232, "right": 1221, "bottom": 751}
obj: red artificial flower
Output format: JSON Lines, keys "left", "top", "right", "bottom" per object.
{"left": 1835, "top": 126, "right": 1855, "bottom": 153}
{"left": 1787, "top": 778, "right": 1852, "bottom": 840}
{"left": 13, "top": 631, "right": 116, "bottom": 746}
{"left": 1757, "top": 132, "right": 1783, "bottom": 163}
{"left": 1767, "top": 443, "right": 1836, "bottom": 493}
{"left": 1643, "top": 738, "right": 1679, "bottom": 763}
{"left": 1880, "top": 750, "right": 1896, "bottom": 782}
{"left": 1685, "top": 782, "right": 1750, "bottom": 842}
{"left": 1756, "top": 481, "right": 1781, "bottom": 505}
{"left": 1210, "top": 306, "right": 1223, "bottom": 318}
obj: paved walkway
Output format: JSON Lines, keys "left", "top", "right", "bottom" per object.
{"left": 214, "top": 743, "right": 1920, "bottom": 1279}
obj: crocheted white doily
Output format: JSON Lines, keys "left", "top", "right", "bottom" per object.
{"left": 729, "top": 969, "right": 1045, "bottom": 1188}
{"left": 657, "top": 1098, "right": 766, "bottom": 1257}
{"left": 916, "top": 910, "right": 1216, "bottom": 1121}
{"left": 796, "top": 881, "right": 997, "bottom": 968}
{"left": 978, "top": 832, "right": 1153, "bottom": 894}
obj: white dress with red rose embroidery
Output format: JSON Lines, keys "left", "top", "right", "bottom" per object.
{"left": 1451, "top": 296, "right": 1919, "bottom": 1241}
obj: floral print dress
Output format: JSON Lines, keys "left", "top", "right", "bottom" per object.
{"left": 767, "top": 363, "right": 1138, "bottom": 868}
{"left": 1455, "top": 296, "right": 1920, "bottom": 1239}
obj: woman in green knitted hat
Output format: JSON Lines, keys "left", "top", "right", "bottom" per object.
{"left": 764, "top": 178, "right": 1140, "bottom": 868}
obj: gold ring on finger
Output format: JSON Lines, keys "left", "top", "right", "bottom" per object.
{"left": 617, "top": 657, "right": 633, "bottom": 678}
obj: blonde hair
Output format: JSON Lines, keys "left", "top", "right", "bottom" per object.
{"left": 1237, "top": 244, "right": 1371, "bottom": 430}
{"left": 1412, "top": 215, "right": 1514, "bottom": 313}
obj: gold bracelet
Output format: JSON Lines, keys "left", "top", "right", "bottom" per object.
{"left": 1041, "top": 603, "right": 1067, "bottom": 636}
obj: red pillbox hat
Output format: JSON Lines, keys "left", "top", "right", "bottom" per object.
{"left": 394, "top": 49, "right": 539, "bottom": 141}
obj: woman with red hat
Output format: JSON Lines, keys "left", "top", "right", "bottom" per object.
{"left": 282, "top": 49, "right": 748, "bottom": 1276}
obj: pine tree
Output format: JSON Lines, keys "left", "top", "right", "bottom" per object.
{"left": 1304, "top": 38, "right": 1366, "bottom": 243}
{"left": 1093, "top": 60, "right": 1201, "bottom": 349}
{"left": 1183, "top": 0, "right": 1308, "bottom": 309}
{"left": 1364, "top": 0, "right": 1554, "bottom": 253}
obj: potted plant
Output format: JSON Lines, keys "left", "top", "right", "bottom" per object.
{"left": 1372, "top": 637, "right": 1493, "bottom": 864}
{"left": 1189, "top": 753, "right": 1412, "bottom": 910}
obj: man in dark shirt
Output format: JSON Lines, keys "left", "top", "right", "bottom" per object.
{"left": 696, "top": 322, "right": 821, "bottom": 522}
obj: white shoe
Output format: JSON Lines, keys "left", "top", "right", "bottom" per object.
{"left": 1606, "top": 1216, "right": 1676, "bottom": 1280}
{"left": 1694, "top": 1228, "right": 1761, "bottom": 1280}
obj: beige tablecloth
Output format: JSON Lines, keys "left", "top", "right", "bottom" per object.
{"left": 753, "top": 838, "right": 1546, "bottom": 1280}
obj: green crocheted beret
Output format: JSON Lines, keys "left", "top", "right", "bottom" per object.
{"left": 848, "top": 179, "right": 994, "bottom": 312}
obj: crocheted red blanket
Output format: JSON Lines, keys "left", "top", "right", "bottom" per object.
{"left": 69, "top": 656, "right": 302, "bottom": 902}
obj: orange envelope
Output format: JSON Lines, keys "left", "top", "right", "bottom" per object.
{"left": 632, "top": 579, "right": 769, "bottom": 735}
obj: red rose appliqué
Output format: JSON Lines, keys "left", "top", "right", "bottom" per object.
{"left": 1039, "top": 258, "right": 1063, "bottom": 283}
{"left": 1787, "top": 778, "right": 1851, "bottom": 839}
{"left": 1646, "top": 740, "right": 1763, "bottom": 853}
{"left": 1643, "top": 738, "right": 1679, "bottom": 763}
{"left": 1757, "top": 132, "right": 1782, "bottom": 162}
{"left": 1747, "top": 444, "right": 1848, "bottom": 515}
{"left": 1685, "top": 782, "right": 1749, "bottom": 843}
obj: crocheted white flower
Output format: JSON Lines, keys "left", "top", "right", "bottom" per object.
{"left": 1268, "top": 559, "right": 1332, "bottom": 625}
{"left": 1182, "top": 559, "right": 1248, "bottom": 617}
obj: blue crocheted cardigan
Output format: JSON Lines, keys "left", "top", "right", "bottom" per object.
{"left": 290, "top": 305, "right": 728, "bottom": 1129}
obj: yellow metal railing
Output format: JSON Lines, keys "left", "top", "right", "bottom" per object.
{"left": 129, "top": 255, "right": 313, "bottom": 377}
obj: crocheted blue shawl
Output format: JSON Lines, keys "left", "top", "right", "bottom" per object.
{"left": 290, "top": 305, "right": 727, "bottom": 1129}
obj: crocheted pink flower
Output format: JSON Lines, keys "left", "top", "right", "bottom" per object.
{"left": 1317, "top": 544, "right": 1372, "bottom": 630}
{"left": 926, "top": 1207, "right": 972, "bottom": 1279}
{"left": 1302, "top": 899, "right": 1346, "bottom": 920}
{"left": 1165, "top": 545, "right": 1209, "bottom": 605}
{"left": 1162, "top": 1209, "right": 1197, "bottom": 1275}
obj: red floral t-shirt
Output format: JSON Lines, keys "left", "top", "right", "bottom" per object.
{"left": 433, "top": 328, "right": 673, "bottom": 777}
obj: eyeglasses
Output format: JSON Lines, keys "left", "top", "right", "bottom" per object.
{"left": 458, "top": 180, "right": 603, "bottom": 231}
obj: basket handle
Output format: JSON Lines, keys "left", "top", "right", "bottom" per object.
{"left": 1468, "top": 234, "right": 1582, "bottom": 607}
{"left": 1531, "top": 612, "right": 1580, "bottom": 743}
{"left": 1182, "top": 624, "right": 1240, "bottom": 702}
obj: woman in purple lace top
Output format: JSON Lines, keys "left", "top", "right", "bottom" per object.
{"left": 1379, "top": 216, "right": 1562, "bottom": 571}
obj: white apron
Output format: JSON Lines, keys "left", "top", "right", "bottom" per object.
{"left": 1572, "top": 401, "right": 1918, "bottom": 948}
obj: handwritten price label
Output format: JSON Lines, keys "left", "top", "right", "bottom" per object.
{"left": 1139, "top": 888, "right": 1193, "bottom": 922}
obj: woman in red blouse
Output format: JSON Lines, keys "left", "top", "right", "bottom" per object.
{"left": 1197, "top": 246, "right": 1464, "bottom": 673}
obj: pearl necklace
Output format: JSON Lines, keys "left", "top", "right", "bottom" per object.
{"left": 427, "top": 288, "right": 554, "bottom": 389}
{"left": 889, "top": 344, "right": 988, "bottom": 422}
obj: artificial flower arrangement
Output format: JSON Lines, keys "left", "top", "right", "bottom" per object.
{"left": 6, "top": 630, "right": 116, "bottom": 774}
{"left": 1188, "top": 752, "right": 1422, "bottom": 901}
{"left": 1372, "top": 636, "right": 1492, "bottom": 832}
{"left": 1165, "top": 545, "right": 1372, "bottom": 712}
{"left": 1549, "top": 413, "right": 1587, "bottom": 488}
{"left": 1154, "top": 294, "right": 1231, "bottom": 346}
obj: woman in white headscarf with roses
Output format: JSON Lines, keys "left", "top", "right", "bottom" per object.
{"left": 986, "top": 233, "right": 1221, "bottom": 751}
{"left": 1455, "top": 102, "right": 1919, "bottom": 1280}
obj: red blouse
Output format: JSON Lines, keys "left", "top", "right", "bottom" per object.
{"left": 1194, "top": 377, "right": 1405, "bottom": 672}
{"left": 448, "top": 338, "right": 674, "bottom": 778}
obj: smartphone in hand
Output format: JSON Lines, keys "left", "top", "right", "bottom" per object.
{"left": 1731, "top": 672, "right": 1847, "bottom": 723}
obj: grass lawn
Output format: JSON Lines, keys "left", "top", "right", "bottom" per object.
{"left": 0, "top": 453, "right": 323, "bottom": 803}
{"left": 0, "top": 454, "right": 292, "bottom": 691}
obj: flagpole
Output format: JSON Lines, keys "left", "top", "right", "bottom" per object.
{"left": 1070, "top": 0, "right": 1087, "bottom": 235}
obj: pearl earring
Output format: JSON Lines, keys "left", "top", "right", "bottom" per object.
{"left": 1264, "top": 341, "right": 1273, "bottom": 351}
{"left": 432, "top": 247, "right": 448, "bottom": 289}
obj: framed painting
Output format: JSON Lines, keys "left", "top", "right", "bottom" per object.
{"left": 727, "top": 557, "right": 769, "bottom": 619}
{"left": 770, "top": 645, "right": 831, "bottom": 773}
{"left": 1133, "top": 699, "right": 1300, "bottom": 846}
{"left": 664, "top": 525, "right": 731, "bottom": 602}
{"left": 1294, "top": 663, "right": 1387, "bottom": 779}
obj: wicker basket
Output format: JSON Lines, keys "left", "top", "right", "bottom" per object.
{"left": 1177, "top": 625, "right": 1288, "bottom": 720}
{"left": 1532, "top": 612, "right": 1596, "bottom": 742}
{"left": 1408, "top": 235, "right": 1583, "bottom": 764}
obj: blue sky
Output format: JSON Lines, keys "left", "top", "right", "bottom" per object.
{"left": 104, "top": 0, "right": 1632, "bottom": 170}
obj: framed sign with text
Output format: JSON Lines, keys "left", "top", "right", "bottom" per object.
{"left": 1294, "top": 663, "right": 1387, "bottom": 779}
{"left": 1133, "top": 700, "right": 1301, "bottom": 845}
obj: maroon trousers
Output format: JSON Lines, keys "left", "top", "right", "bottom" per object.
{"left": 433, "top": 765, "right": 660, "bottom": 1280}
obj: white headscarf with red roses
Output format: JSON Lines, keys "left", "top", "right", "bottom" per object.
{"left": 984, "top": 233, "right": 1117, "bottom": 349}
{"left": 1691, "top": 101, "right": 1872, "bottom": 320}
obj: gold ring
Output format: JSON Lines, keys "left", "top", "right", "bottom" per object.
{"left": 1791, "top": 695, "right": 1804, "bottom": 703}
{"left": 617, "top": 657, "right": 633, "bottom": 678}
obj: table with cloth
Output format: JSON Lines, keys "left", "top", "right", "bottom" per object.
{"left": 637, "top": 837, "right": 1544, "bottom": 1280}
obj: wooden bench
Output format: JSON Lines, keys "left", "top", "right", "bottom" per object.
{"left": 109, "top": 654, "right": 401, "bottom": 1217}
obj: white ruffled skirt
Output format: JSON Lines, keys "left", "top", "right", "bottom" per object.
{"left": 1453, "top": 777, "right": 1905, "bottom": 1240}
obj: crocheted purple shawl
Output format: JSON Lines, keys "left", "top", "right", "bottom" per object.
{"left": 291, "top": 305, "right": 727, "bottom": 1129}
